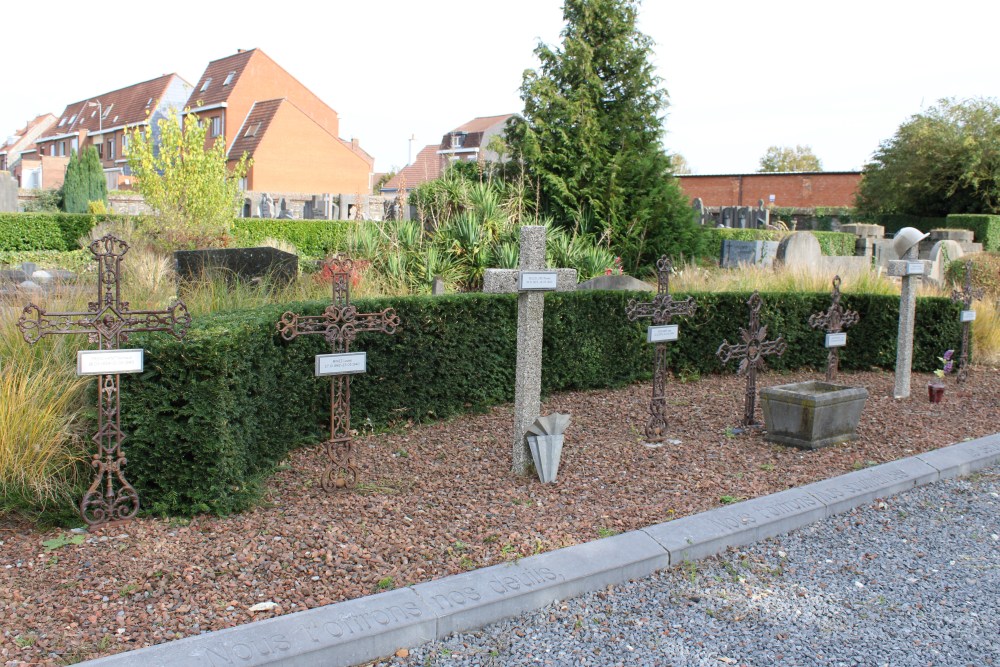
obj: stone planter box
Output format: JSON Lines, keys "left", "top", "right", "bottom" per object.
{"left": 760, "top": 381, "right": 868, "bottom": 450}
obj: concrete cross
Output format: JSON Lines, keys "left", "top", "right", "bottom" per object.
{"left": 625, "top": 256, "right": 697, "bottom": 443}
{"left": 17, "top": 234, "right": 191, "bottom": 527}
{"left": 483, "top": 226, "right": 577, "bottom": 474}
{"left": 808, "top": 275, "right": 860, "bottom": 381}
{"left": 277, "top": 256, "right": 400, "bottom": 490}
{"left": 950, "top": 260, "right": 984, "bottom": 384}
{"left": 716, "top": 291, "right": 787, "bottom": 429}
{"left": 887, "top": 245, "right": 931, "bottom": 398}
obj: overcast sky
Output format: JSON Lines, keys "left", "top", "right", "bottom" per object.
{"left": 4, "top": 1, "right": 998, "bottom": 176}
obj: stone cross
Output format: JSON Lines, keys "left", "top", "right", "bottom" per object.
{"left": 483, "top": 226, "right": 577, "bottom": 474}
{"left": 716, "top": 291, "right": 787, "bottom": 429}
{"left": 808, "top": 275, "right": 860, "bottom": 381}
{"left": 277, "top": 256, "right": 400, "bottom": 490}
{"left": 950, "top": 261, "right": 984, "bottom": 384}
{"left": 887, "top": 246, "right": 930, "bottom": 398}
{"left": 17, "top": 234, "right": 191, "bottom": 526}
{"left": 625, "top": 256, "right": 697, "bottom": 443}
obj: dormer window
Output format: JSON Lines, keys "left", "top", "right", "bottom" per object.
{"left": 450, "top": 133, "right": 465, "bottom": 148}
{"left": 224, "top": 71, "right": 236, "bottom": 86}
{"left": 201, "top": 78, "right": 212, "bottom": 92}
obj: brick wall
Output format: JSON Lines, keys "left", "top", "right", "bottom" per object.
{"left": 678, "top": 172, "right": 861, "bottom": 209}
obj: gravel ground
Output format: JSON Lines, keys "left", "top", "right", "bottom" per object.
{"left": 379, "top": 465, "right": 1000, "bottom": 667}
{"left": 1, "top": 368, "right": 999, "bottom": 666}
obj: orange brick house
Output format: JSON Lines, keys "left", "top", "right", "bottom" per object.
{"left": 185, "top": 48, "right": 371, "bottom": 194}
{"left": 33, "top": 74, "right": 192, "bottom": 191}
{"left": 0, "top": 113, "right": 57, "bottom": 187}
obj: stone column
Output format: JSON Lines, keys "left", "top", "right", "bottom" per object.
{"left": 893, "top": 246, "right": 920, "bottom": 399}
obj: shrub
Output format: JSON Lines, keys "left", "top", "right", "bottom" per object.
{"left": 231, "top": 219, "right": 350, "bottom": 258}
{"left": 944, "top": 253, "right": 1000, "bottom": 298}
{"left": 0, "top": 212, "right": 101, "bottom": 251}
{"left": 120, "top": 290, "right": 961, "bottom": 516}
{"left": 701, "top": 228, "right": 855, "bottom": 261}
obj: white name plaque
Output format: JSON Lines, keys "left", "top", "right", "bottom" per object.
{"left": 519, "top": 271, "right": 558, "bottom": 291}
{"left": 961, "top": 310, "right": 977, "bottom": 323}
{"left": 647, "top": 325, "right": 679, "bottom": 343}
{"left": 906, "top": 262, "right": 924, "bottom": 276}
{"left": 825, "top": 332, "right": 848, "bottom": 348}
{"left": 315, "top": 352, "right": 367, "bottom": 376}
{"left": 77, "top": 349, "right": 144, "bottom": 376}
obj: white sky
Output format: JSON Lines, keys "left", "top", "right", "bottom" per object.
{"left": 4, "top": 0, "right": 998, "bottom": 175}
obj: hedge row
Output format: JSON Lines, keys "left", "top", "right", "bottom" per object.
{"left": 230, "top": 219, "right": 351, "bottom": 257}
{"left": 876, "top": 214, "right": 948, "bottom": 237}
{"left": 119, "top": 290, "right": 962, "bottom": 516}
{"left": 702, "top": 228, "right": 856, "bottom": 260}
{"left": 943, "top": 214, "right": 1000, "bottom": 252}
{"left": 0, "top": 212, "right": 102, "bottom": 251}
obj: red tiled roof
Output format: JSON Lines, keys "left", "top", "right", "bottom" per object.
{"left": 381, "top": 144, "right": 442, "bottom": 191}
{"left": 227, "top": 99, "right": 283, "bottom": 160}
{"left": 186, "top": 49, "right": 256, "bottom": 109}
{"left": 340, "top": 138, "right": 374, "bottom": 166}
{"left": 451, "top": 113, "right": 514, "bottom": 134}
{"left": 45, "top": 74, "right": 185, "bottom": 138}
{"left": 0, "top": 114, "right": 57, "bottom": 154}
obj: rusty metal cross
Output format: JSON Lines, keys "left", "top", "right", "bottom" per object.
{"left": 808, "top": 275, "right": 860, "bottom": 380}
{"left": 950, "top": 261, "right": 984, "bottom": 384}
{"left": 626, "top": 256, "right": 697, "bottom": 443}
{"left": 716, "top": 291, "right": 787, "bottom": 429}
{"left": 17, "top": 234, "right": 191, "bottom": 526}
{"left": 276, "top": 256, "right": 399, "bottom": 490}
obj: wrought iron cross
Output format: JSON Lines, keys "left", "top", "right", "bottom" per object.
{"left": 808, "top": 275, "right": 860, "bottom": 380}
{"left": 276, "top": 256, "right": 399, "bottom": 490}
{"left": 716, "top": 291, "right": 787, "bottom": 429}
{"left": 625, "top": 256, "right": 697, "bottom": 443}
{"left": 17, "top": 234, "right": 191, "bottom": 526}
{"left": 950, "top": 261, "right": 984, "bottom": 384}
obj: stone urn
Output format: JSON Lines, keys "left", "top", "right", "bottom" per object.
{"left": 760, "top": 381, "right": 868, "bottom": 450}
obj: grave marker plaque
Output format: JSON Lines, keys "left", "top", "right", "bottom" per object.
{"left": 808, "top": 275, "right": 860, "bottom": 381}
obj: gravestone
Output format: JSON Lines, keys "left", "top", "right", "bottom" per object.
{"left": 926, "top": 240, "right": 964, "bottom": 285}
{"left": 886, "top": 227, "right": 930, "bottom": 398}
{"left": 576, "top": 274, "right": 654, "bottom": 291}
{"left": 483, "top": 226, "right": 577, "bottom": 474}
{"left": 775, "top": 232, "right": 823, "bottom": 270}
{"left": 720, "top": 207, "right": 735, "bottom": 228}
{"left": 259, "top": 193, "right": 273, "bottom": 218}
{"left": 174, "top": 247, "right": 298, "bottom": 287}
{"left": 720, "top": 240, "right": 780, "bottom": 268}
{"left": 692, "top": 198, "right": 706, "bottom": 225}
{"left": 0, "top": 170, "right": 17, "bottom": 212}
{"left": 431, "top": 275, "right": 446, "bottom": 295}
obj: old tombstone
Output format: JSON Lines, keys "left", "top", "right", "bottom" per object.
{"left": 719, "top": 240, "right": 780, "bottom": 269}
{"left": 737, "top": 207, "right": 750, "bottom": 229}
{"left": 0, "top": 170, "right": 17, "bottom": 212}
{"left": 950, "top": 260, "right": 984, "bottom": 384}
{"left": 717, "top": 291, "right": 787, "bottom": 429}
{"left": 625, "top": 256, "right": 697, "bottom": 443}
{"left": 483, "top": 226, "right": 577, "bottom": 474}
{"left": 692, "top": 197, "right": 706, "bottom": 226}
{"left": 886, "top": 227, "right": 930, "bottom": 398}
{"left": 808, "top": 275, "right": 860, "bottom": 380}
{"left": 926, "top": 240, "right": 964, "bottom": 285}
{"left": 775, "top": 231, "right": 823, "bottom": 270}
{"left": 720, "top": 206, "right": 735, "bottom": 228}
{"left": 431, "top": 275, "right": 446, "bottom": 295}
{"left": 17, "top": 234, "right": 191, "bottom": 526}
{"left": 174, "top": 246, "right": 298, "bottom": 287}
{"left": 276, "top": 256, "right": 400, "bottom": 489}
{"left": 259, "top": 193, "right": 273, "bottom": 218}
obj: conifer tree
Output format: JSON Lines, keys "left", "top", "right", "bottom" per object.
{"left": 506, "top": 0, "right": 701, "bottom": 271}
{"left": 62, "top": 146, "right": 107, "bottom": 213}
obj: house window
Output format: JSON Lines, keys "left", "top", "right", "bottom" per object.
{"left": 102, "top": 104, "right": 113, "bottom": 119}
{"left": 59, "top": 141, "right": 66, "bottom": 156}
{"left": 70, "top": 137, "right": 78, "bottom": 153}
{"left": 146, "top": 97, "right": 153, "bottom": 108}
{"left": 450, "top": 133, "right": 465, "bottom": 148}
{"left": 96, "top": 144, "right": 103, "bottom": 159}
{"left": 122, "top": 134, "right": 129, "bottom": 155}
{"left": 201, "top": 77, "right": 212, "bottom": 92}
{"left": 58, "top": 117, "right": 67, "bottom": 127}
{"left": 69, "top": 114, "right": 77, "bottom": 125}
{"left": 211, "top": 116, "right": 222, "bottom": 137}
{"left": 108, "top": 139, "right": 115, "bottom": 160}
{"left": 244, "top": 122, "right": 261, "bottom": 137}
{"left": 224, "top": 71, "right": 236, "bottom": 86}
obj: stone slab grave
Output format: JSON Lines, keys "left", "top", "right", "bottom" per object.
{"left": 76, "top": 431, "right": 1000, "bottom": 667}
{"left": 483, "top": 226, "right": 577, "bottom": 474}
{"left": 719, "top": 239, "right": 780, "bottom": 269}
{"left": 174, "top": 247, "right": 298, "bottom": 287}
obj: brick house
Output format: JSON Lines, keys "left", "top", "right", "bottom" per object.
{"left": 0, "top": 113, "right": 57, "bottom": 187}
{"left": 32, "top": 74, "right": 192, "bottom": 191}
{"left": 185, "top": 48, "right": 372, "bottom": 195}
{"left": 380, "top": 144, "right": 442, "bottom": 195}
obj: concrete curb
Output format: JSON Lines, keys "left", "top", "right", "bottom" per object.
{"left": 80, "top": 432, "right": 1000, "bottom": 667}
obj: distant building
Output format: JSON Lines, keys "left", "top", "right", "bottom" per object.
{"left": 677, "top": 171, "right": 861, "bottom": 209}
{"left": 185, "top": 48, "right": 372, "bottom": 195}
{"left": 0, "top": 113, "right": 57, "bottom": 187}
{"left": 380, "top": 144, "right": 442, "bottom": 195}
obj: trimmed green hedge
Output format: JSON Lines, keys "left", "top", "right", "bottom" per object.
{"left": 875, "top": 214, "right": 948, "bottom": 237}
{"left": 231, "top": 219, "right": 350, "bottom": 258}
{"left": 119, "top": 290, "right": 962, "bottom": 516}
{"left": 702, "top": 228, "right": 856, "bottom": 260}
{"left": 944, "top": 214, "right": 1000, "bottom": 252}
{"left": 0, "top": 212, "right": 101, "bottom": 251}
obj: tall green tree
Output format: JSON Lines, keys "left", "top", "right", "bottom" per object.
{"left": 857, "top": 97, "right": 1000, "bottom": 218}
{"left": 506, "top": 0, "right": 701, "bottom": 272}
{"left": 758, "top": 145, "right": 822, "bottom": 172}
{"left": 127, "top": 108, "right": 250, "bottom": 249}
{"left": 61, "top": 146, "right": 107, "bottom": 213}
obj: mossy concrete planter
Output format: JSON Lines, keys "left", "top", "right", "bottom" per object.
{"left": 760, "top": 381, "right": 868, "bottom": 450}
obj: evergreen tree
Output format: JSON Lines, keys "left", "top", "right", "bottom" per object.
{"left": 82, "top": 145, "right": 108, "bottom": 208}
{"left": 506, "top": 0, "right": 701, "bottom": 272}
{"left": 62, "top": 146, "right": 107, "bottom": 213}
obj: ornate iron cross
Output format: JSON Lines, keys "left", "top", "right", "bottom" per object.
{"left": 276, "top": 256, "right": 399, "bottom": 490}
{"left": 17, "top": 234, "right": 191, "bottom": 526}
{"left": 625, "top": 256, "right": 697, "bottom": 443}
{"left": 950, "top": 261, "right": 984, "bottom": 384}
{"left": 808, "top": 275, "right": 860, "bottom": 381}
{"left": 716, "top": 291, "right": 787, "bottom": 429}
